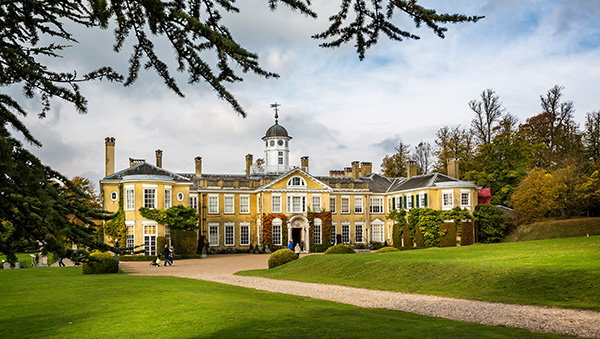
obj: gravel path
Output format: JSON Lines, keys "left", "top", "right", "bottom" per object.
{"left": 119, "top": 254, "right": 600, "bottom": 338}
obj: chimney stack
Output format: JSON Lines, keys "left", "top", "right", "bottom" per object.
{"left": 360, "top": 162, "right": 372, "bottom": 176}
{"left": 344, "top": 167, "right": 352, "bottom": 177}
{"left": 351, "top": 161, "right": 360, "bottom": 180}
{"left": 301, "top": 156, "right": 309, "bottom": 173}
{"left": 155, "top": 149, "right": 163, "bottom": 168}
{"left": 447, "top": 158, "right": 460, "bottom": 179}
{"left": 407, "top": 160, "right": 418, "bottom": 178}
{"left": 195, "top": 156, "right": 202, "bottom": 178}
{"left": 105, "top": 137, "right": 115, "bottom": 176}
{"left": 245, "top": 154, "right": 253, "bottom": 176}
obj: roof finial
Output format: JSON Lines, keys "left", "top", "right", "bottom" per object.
{"left": 270, "top": 102, "right": 281, "bottom": 124}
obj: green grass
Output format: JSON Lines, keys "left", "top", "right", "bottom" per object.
{"left": 0, "top": 268, "right": 569, "bottom": 338}
{"left": 504, "top": 217, "right": 600, "bottom": 242}
{"left": 238, "top": 236, "right": 600, "bottom": 310}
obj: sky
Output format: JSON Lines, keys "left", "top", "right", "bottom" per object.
{"left": 15, "top": 0, "right": 600, "bottom": 191}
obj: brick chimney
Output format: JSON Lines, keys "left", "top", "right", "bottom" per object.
{"left": 351, "top": 161, "right": 360, "bottom": 180}
{"left": 360, "top": 162, "right": 372, "bottom": 176}
{"left": 195, "top": 156, "right": 202, "bottom": 177}
{"left": 245, "top": 154, "right": 253, "bottom": 176}
{"left": 155, "top": 149, "right": 163, "bottom": 168}
{"left": 344, "top": 167, "right": 352, "bottom": 177}
{"left": 301, "top": 156, "right": 309, "bottom": 173}
{"left": 407, "top": 160, "right": 418, "bottom": 178}
{"left": 447, "top": 158, "right": 460, "bottom": 179}
{"left": 105, "top": 137, "right": 115, "bottom": 176}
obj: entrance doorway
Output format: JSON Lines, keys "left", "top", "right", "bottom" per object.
{"left": 292, "top": 228, "right": 302, "bottom": 247}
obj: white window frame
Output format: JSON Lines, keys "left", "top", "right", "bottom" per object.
{"left": 142, "top": 220, "right": 157, "bottom": 256}
{"left": 164, "top": 224, "right": 170, "bottom": 241}
{"left": 110, "top": 191, "right": 118, "bottom": 201}
{"left": 341, "top": 196, "right": 350, "bottom": 214}
{"left": 257, "top": 218, "right": 262, "bottom": 245}
{"left": 354, "top": 196, "right": 363, "bottom": 214}
{"left": 143, "top": 185, "right": 157, "bottom": 209}
{"left": 330, "top": 196, "right": 336, "bottom": 214}
{"left": 272, "top": 194, "right": 282, "bottom": 213}
{"left": 240, "top": 195, "right": 250, "bottom": 214}
{"left": 224, "top": 222, "right": 235, "bottom": 246}
{"left": 224, "top": 195, "right": 235, "bottom": 214}
{"left": 208, "top": 222, "right": 219, "bottom": 247}
{"left": 125, "top": 185, "right": 135, "bottom": 211}
{"left": 369, "top": 196, "right": 384, "bottom": 214}
{"left": 189, "top": 194, "right": 198, "bottom": 211}
{"left": 312, "top": 194, "right": 321, "bottom": 212}
{"left": 177, "top": 191, "right": 184, "bottom": 202}
{"left": 419, "top": 191, "right": 426, "bottom": 208}
{"left": 287, "top": 176, "right": 307, "bottom": 188}
{"left": 371, "top": 221, "right": 384, "bottom": 243}
{"left": 406, "top": 193, "right": 413, "bottom": 209}
{"left": 355, "top": 222, "right": 364, "bottom": 243}
{"left": 287, "top": 194, "right": 306, "bottom": 213}
{"left": 314, "top": 218, "right": 322, "bottom": 244}
{"left": 331, "top": 222, "right": 337, "bottom": 244}
{"left": 208, "top": 194, "right": 219, "bottom": 214}
{"left": 240, "top": 222, "right": 250, "bottom": 246}
{"left": 341, "top": 222, "right": 350, "bottom": 243}
{"left": 442, "top": 189, "right": 454, "bottom": 210}
{"left": 164, "top": 186, "right": 172, "bottom": 209}
{"left": 460, "top": 190, "right": 471, "bottom": 208}
{"left": 257, "top": 194, "right": 261, "bottom": 214}
{"left": 272, "top": 218, "right": 282, "bottom": 246}
{"left": 125, "top": 220, "right": 135, "bottom": 250}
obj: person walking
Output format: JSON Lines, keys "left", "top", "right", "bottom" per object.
{"left": 288, "top": 239, "right": 294, "bottom": 250}
{"left": 113, "top": 239, "right": 120, "bottom": 264}
{"left": 161, "top": 245, "right": 172, "bottom": 266}
{"left": 58, "top": 257, "right": 65, "bottom": 267}
{"left": 294, "top": 242, "right": 301, "bottom": 258}
{"left": 169, "top": 246, "right": 175, "bottom": 266}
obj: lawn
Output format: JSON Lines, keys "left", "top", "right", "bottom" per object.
{"left": 238, "top": 236, "right": 600, "bottom": 310}
{"left": 504, "top": 217, "right": 600, "bottom": 242}
{"left": 0, "top": 267, "right": 569, "bottom": 338}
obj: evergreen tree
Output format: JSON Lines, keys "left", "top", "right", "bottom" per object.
{"left": 584, "top": 111, "right": 600, "bottom": 164}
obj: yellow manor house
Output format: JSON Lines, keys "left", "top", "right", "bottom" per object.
{"left": 100, "top": 114, "right": 480, "bottom": 255}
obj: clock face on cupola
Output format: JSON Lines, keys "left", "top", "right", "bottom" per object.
{"left": 262, "top": 102, "right": 292, "bottom": 174}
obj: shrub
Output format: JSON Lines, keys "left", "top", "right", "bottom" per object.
{"left": 157, "top": 236, "right": 169, "bottom": 254}
{"left": 171, "top": 229, "right": 197, "bottom": 255}
{"left": 376, "top": 246, "right": 399, "bottom": 253}
{"left": 369, "top": 242, "right": 385, "bottom": 250}
{"left": 474, "top": 204, "right": 510, "bottom": 243}
{"left": 268, "top": 249, "right": 298, "bottom": 269}
{"left": 401, "top": 223, "right": 412, "bottom": 248}
{"left": 354, "top": 242, "right": 368, "bottom": 249}
{"left": 82, "top": 251, "right": 118, "bottom": 274}
{"left": 324, "top": 244, "right": 356, "bottom": 254}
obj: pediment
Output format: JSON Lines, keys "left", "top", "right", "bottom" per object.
{"left": 260, "top": 168, "right": 331, "bottom": 191}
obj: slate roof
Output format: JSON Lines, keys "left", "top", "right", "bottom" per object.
{"left": 388, "top": 173, "right": 476, "bottom": 192}
{"left": 103, "top": 162, "right": 190, "bottom": 182}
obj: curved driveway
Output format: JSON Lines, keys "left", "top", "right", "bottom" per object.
{"left": 120, "top": 254, "right": 600, "bottom": 338}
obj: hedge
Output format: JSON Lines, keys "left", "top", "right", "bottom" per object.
{"left": 268, "top": 249, "right": 298, "bottom": 269}
{"left": 376, "top": 246, "right": 399, "bottom": 253}
{"left": 82, "top": 251, "right": 118, "bottom": 274}
{"left": 324, "top": 244, "right": 356, "bottom": 254}
{"left": 171, "top": 229, "right": 197, "bottom": 255}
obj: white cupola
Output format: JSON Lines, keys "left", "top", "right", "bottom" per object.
{"left": 262, "top": 103, "right": 292, "bottom": 174}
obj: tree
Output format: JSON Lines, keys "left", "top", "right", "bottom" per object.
{"left": 473, "top": 204, "right": 509, "bottom": 243}
{"left": 521, "top": 85, "right": 583, "bottom": 168}
{"left": 251, "top": 158, "right": 266, "bottom": 175}
{"left": 510, "top": 168, "right": 557, "bottom": 224}
{"left": 412, "top": 141, "right": 433, "bottom": 175}
{"left": 381, "top": 141, "right": 410, "bottom": 177}
{"left": 0, "top": 1, "right": 480, "bottom": 261}
{"left": 584, "top": 111, "right": 600, "bottom": 164}
{"left": 70, "top": 176, "right": 102, "bottom": 209}
{"left": 463, "top": 114, "right": 531, "bottom": 205}
{"left": 433, "top": 125, "right": 475, "bottom": 174}
{"left": 139, "top": 205, "right": 199, "bottom": 230}
{"left": 469, "top": 88, "right": 505, "bottom": 146}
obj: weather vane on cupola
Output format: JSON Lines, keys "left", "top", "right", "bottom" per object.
{"left": 270, "top": 102, "right": 281, "bottom": 124}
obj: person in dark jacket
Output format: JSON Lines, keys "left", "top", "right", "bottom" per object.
{"left": 114, "top": 239, "right": 119, "bottom": 263}
{"left": 161, "top": 245, "right": 172, "bottom": 266}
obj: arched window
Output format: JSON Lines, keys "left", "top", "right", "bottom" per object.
{"left": 287, "top": 176, "right": 306, "bottom": 188}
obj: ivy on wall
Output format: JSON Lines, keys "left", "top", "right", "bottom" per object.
{"left": 307, "top": 211, "right": 332, "bottom": 251}
{"left": 261, "top": 213, "right": 287, "bottom": 251}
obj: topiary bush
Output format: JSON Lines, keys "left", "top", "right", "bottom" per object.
{"left": 474, "top": 204, "right": 510, "bottom": 243}
{"left": 82, "top": 251, "right": 118, "bottom": 274}
{"left": 268, "top": 249, "right": 298, "bottom": 269}
{"left": 376, "top": 246, "right": 400, "bottom": 253}
{"left": 171, "top": 229, "right": 197, "bottom": 255}
{"left": 324, "top": 244, "right": 356, "bottom": 254}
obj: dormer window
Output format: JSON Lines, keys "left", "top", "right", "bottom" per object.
{"left": 287, "top": 176, "right": 306, "bottom": 188}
